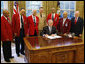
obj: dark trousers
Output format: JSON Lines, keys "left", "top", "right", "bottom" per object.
{"left": 29, "top": 30, "right": 37, "bottom": 36}
{"left": 15, "top": 28, "right": 25, "bottom": 54}
{"left": 2, "top": 41, "right": 12, "bottom": 60}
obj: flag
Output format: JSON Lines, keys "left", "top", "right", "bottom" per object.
{"left": 57, "top": 1, "right": 60, "bottom": 8}
{"left": 13, "top": 1, "right": 19, "bottom": 14}
{"left": 57, "top": 1, "right": 60, "bottom": 18}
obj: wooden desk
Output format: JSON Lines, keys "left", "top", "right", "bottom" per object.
{"left": 24, "top": 36, "right": 84, "bottom": 63}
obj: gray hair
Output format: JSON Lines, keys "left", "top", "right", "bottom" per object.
{"left": 75, "top": 11, "right": 79, "bottom": 14}
{"left": 48, "top": 19, "right": 53, "bottom": 24}
{"left": 63, "top": 11, "right": 68, "bottom": 14}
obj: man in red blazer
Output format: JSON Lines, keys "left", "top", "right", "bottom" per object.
{"left": 58, "top": 11, "right": 71, "bottom": 35}
{"left": 12, "top": 8, "right": 28, "bottom": 57}
{"left": 27, "top": 10, "right": 39, "bottom": 36}
{"left": 1, "top": 10, "right": 14, "bottom": 62}
{"left": 47, "top": 7, "right": 59, "bottom": 30}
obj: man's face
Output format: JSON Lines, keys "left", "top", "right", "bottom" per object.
{"left": 33, "top": 10, "right": 37, "bottom": 16}
{"left": 52, "top": 8, "right": 55, "bottom": 13}
{"left": 4, "top": 11, "right": 9, "bottom": 17}
{"left": 48, "top": 21, "right": 53, "bottom": 27}
{"left": 39, "top": 8, "right": 43, "bottom": 13}
{"left": 63, "top": 12, "right": 67, "bottom": 18}
{"left": 75, "top": 13, "right": 79, "bottom": 17}
{"left": 20, "top": 9, "right": 25, "bottom": 15}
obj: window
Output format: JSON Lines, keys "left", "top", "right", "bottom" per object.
{"left": 1, "top": 1, "right": 4, "bottom": 16}
{"left": 60, "top": 1, "right": 76, "bottom": 19}
{"left": 1, "top": 1, "right": 8, "bottom": 16}
{"left": 26, "top": 1, "right": 42, "bottom": 17}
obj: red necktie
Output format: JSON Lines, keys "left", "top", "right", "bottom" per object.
{"left": 75, "top": 17, "right": 77, "bottom": 24}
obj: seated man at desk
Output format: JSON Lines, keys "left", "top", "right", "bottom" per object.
{"left": 40, "top": 19, "right": 57, "bottom": 37}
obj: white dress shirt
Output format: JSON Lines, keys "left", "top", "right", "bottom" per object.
{"left": 52, "top": 13, "right": 55, "bottom": 18}
{"left": 4, "top": 15, "right": 9, "bottom": 22}
{"left": 75, "top": 17, "right": 78, "bottom": 21}
{"left": 32, "top": 15, "right": 36, "bottom": 23}
{"left": 63, "top": 18, "right": 66, "bottom": 26}
{"left": 20, "top": 15, "right": 24, "bottom": 29}
{"left": 49, "top": 26, "right": 52, "bottom": 33}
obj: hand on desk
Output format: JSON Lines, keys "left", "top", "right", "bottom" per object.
{"left": 64, "top": 33, "right": 67, "bottom": 36}
{"left": 44, "top": 34, "right": 56, "bottom": 37}
{"left": 44, "top": 34, "right": 49, "bottom": 37}
{"left": 73, "top": 36, "right": 79, "bottom": 39}
{"left": 79, "top": 34, "right": 82, "bottom": 37}
{"left": 51, "top": 34, "right": 56, "bottom": 37}
{"left": 6, "top": 39, "right": 10, "bottom": 41}
{"left": 26, "top": 34, "right": 29, "bottom": 37}
{"left": 14, "top": 33, "right": 17, "bottom": 37}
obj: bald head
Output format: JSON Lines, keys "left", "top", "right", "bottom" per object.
{"left": 48, "top": 19, "right": 53, "bottom": 27}
{"left": 51, "top": 7, "right": 56, "bottom": 13}
{"left": 75, "top": 11, "right": 80, "bottom": 17}
{"left": 63, "top": 11, "right": 68, "bottom": 18}
{"left": 3, "top": 9, "right": 9, "bottom": 17}
{"left": 20, "top": 9, "right": 25, "bottom": 16}
{"left": 33, "top": 10, "right": 37, "bottom": 16}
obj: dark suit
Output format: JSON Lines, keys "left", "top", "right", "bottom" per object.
{"left": 70, "top": 17, "right": 84, "bottom": 36}
{"left": 40, "top": 26, "right": 57, "bottom": 36}
{"left": 12, "top": 13, "right": 28, "bottom": 55}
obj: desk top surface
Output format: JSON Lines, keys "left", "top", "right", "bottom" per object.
{"left": 24, "top": 36, "right": 84, "bottom": 50}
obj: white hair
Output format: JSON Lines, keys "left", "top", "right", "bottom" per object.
{"left": 75, "top": 11, "right": 79, "bottom": 14}
{"left": 48, "top": 19, "right": 53, "bottom": 24}
{"left": 63, "top": 11, "right": 68, "bottom": 14}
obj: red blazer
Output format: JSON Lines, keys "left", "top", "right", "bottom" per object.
{"left": 47, "top": 13, "right": 59, "bottom": 29}
{"left": 1, "top": 16, "right": 13, "bottom": 41}
{"left": 58, "top": 18, "right": 71, "bottom": 34}
{"left": 27, "top": 15, "right": 39, "bottom": 35}
{"left": 12, "top": 13, "right": 28, "bottom": 37}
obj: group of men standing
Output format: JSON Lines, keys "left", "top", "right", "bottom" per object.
{"left": 1, "top": 7, "right": 83, "bottom": 62}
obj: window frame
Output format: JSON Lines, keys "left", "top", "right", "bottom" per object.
{"left": 60, "top": 1, "right": 76, "bottom": 19}
{"left": 1, "top": 1, "right": 8, "bottom": 16}
{"left": 26, "top": 1, "right": 42, "bottom": 17}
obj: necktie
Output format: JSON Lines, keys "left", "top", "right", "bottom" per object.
{"left": 75, "top": 17, "right": 77, "bottom": 24}
{"left": 33, "top": 16, "right": 36, "bottom": 26}
{"left": 52, "top": 14, "right": 54, "bottom": 21}
{"left": 49, "top": 27, "right": 52, "bottom": 34}
{"left": 21, "top": 16, "right": 24, "bottom": 28}
{"left": 40, "top": 14, "right": 42, "bottom": 18}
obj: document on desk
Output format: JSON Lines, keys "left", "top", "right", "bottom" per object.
{"left": 68, "top": 34, "right": 72, "bottom": 38}
{"left": 46, "top": 35, "right": 62, "bottom": 39}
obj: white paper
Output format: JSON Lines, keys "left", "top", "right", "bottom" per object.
{"left": 46, "top": 35, "right": 62, "bottom": 39}
{"left": 68, "top": 34, "right": 72, "bottom": 38}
